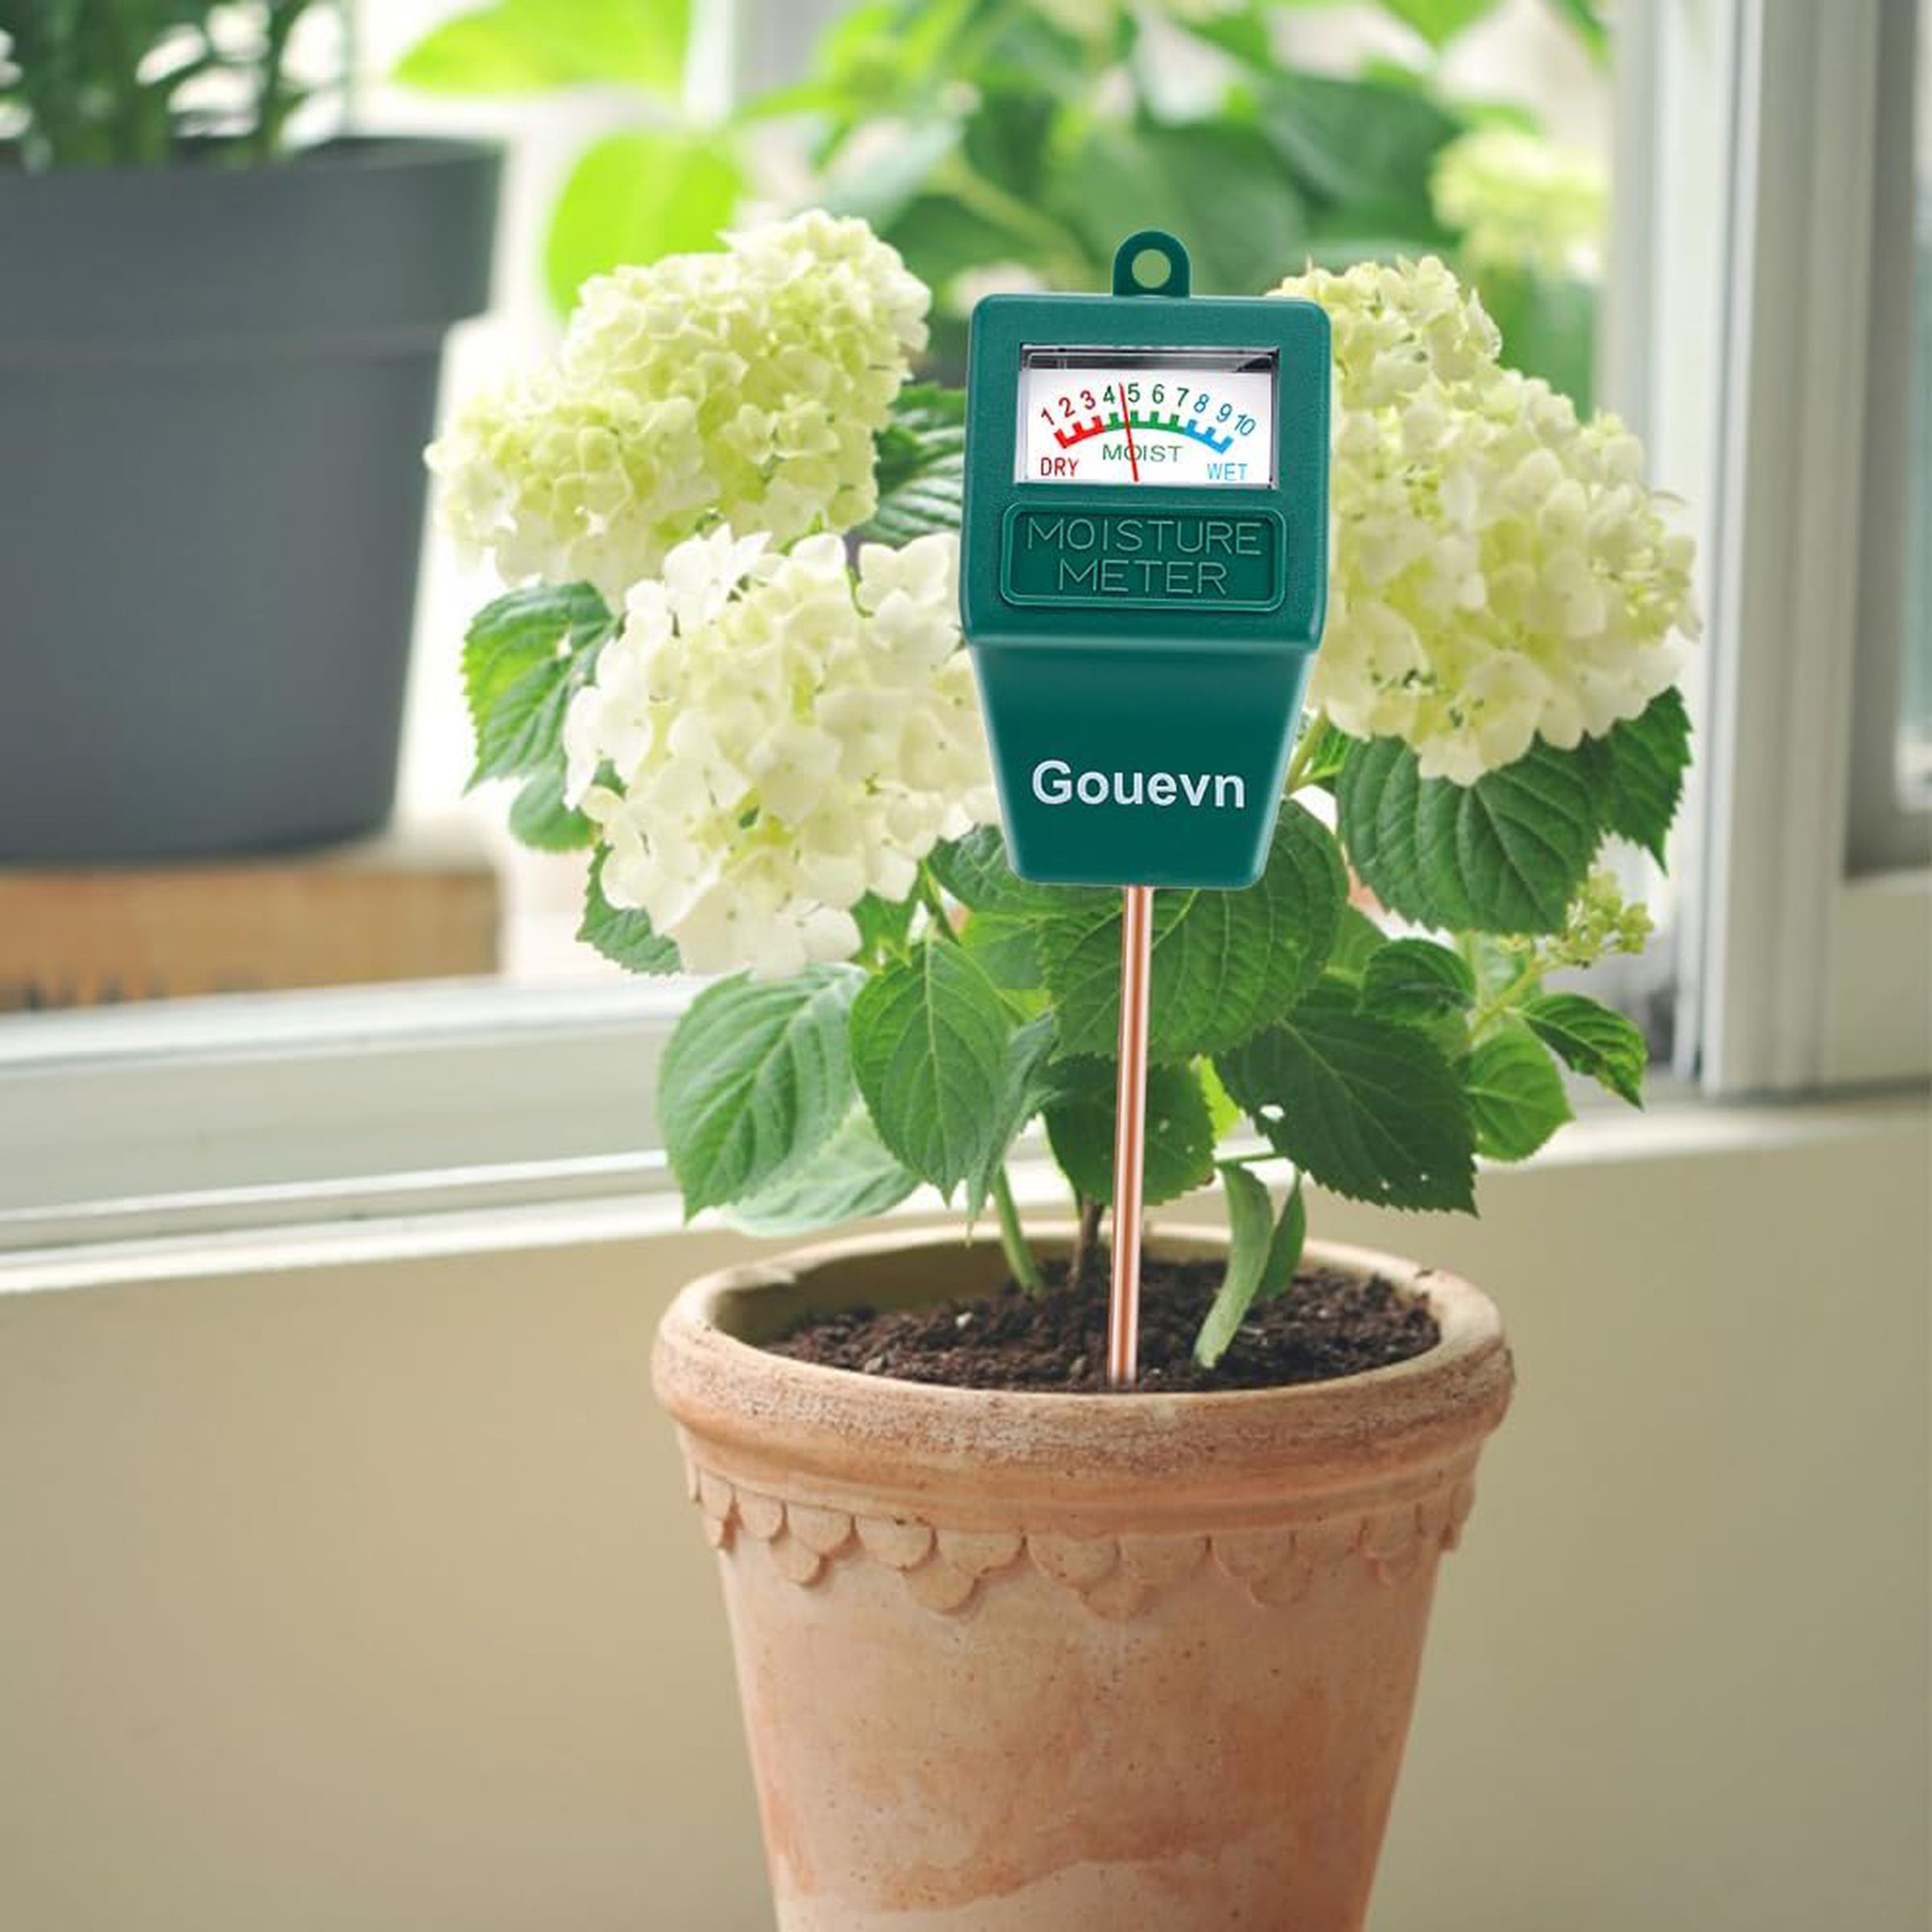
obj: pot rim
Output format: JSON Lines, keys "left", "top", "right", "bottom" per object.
{"left": 654, "top": 1223, "right": 1513, "bottom": 1523}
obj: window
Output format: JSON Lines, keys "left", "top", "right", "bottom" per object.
{"left": 2, "top": 0, "right": 1922, "bottom": 1257}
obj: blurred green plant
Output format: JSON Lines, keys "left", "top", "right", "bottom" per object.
{"left": 397, "top": 0, "right": 1608, "bottom": 402}
{"left": 0, "top": 1, "right": 336, "bottom": 170}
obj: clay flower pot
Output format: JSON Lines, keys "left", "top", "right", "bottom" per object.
{"left": 654, "top": 1224, "right": 1512, "bottom": 1932}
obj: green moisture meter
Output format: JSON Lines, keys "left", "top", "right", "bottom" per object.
{"left": 958, "top": 230, "right": 1332, "bottom": 1385}
{"left": 959, "top": 229, "right": 1332, "bottom": 892}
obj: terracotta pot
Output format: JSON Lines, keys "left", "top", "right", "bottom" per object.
{"left": 653, "top": 1224, "right": 1512, "bottom": 1932}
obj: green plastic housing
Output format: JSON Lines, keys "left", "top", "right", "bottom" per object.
{"left": 960, "top": 232, "right": 1331, "bottom": 889}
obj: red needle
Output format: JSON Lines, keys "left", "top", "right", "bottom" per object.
{"left": 1117, "top": 379, "right": 1140, "bottom": 483}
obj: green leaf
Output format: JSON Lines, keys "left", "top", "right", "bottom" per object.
{"left": 659, "top": 967, "right": 861, "bottom": 1213}
{"left": 1043, "top": 1059, "right": 1216, "bottom": 1208}
{"left": 1476, "top": 265, "right": 1597, "bottom": 411}
{"left": 394, "top": 0, "right": 691, "bottom": 93}
{"left": 1384, "top": 0, "right": 1504, "bottom": 49}
{"left": 545, "top": 128, "right": 742, "bottom": 312}
{"left": 1327, "top": 902, "right": 1388, "bottom": 979}
{"left": 1544, "top": 0, "right": 1612, "bottom": 67}
{"left": 1336, "top": 734, "right": 1600, "bottom": 935}
{"left": 1061, "top": 118, "right": 1307, "bottom": 295}
{"left": 1041, "top": 802, "right": 1348, "bottom": 1061}
{"left": 1199, "top": 1056, "right": 1244, "bottom": 1138}
{"left": 1522, "top": 991, "right": 1648, "bottom": 1106}
{"left": 1259, "top": 71, "right": 1463, "bottom": 225}
{"left": 1218, "top": 1005, "right": 1476, "bottom": 1212}
{"left": 579, "top": 852, "right": 681, "bottom": 974}
{"left": 1194, "top": 1162, "right": 1277, "bottom": 1368}
{"left": 928, "top": 825, "right": 1062, "bottom": 914}
{"left": 1360, "top": 938, "right": 1476, "bottom": 1022}
{"left": 726, "top": 1110, "right": 919, "bottom": 1234}
{"left": 1463, "top": 1022, "right": 1572, "bottom": 1160}
{"left": 850, "top": 940, "right": 1015, "bottom": 1198}
{"left": 507, "top": 759, "right": 594, "bottom": 851}
{"left": 1576, "top": 687, "right": 1692, "bottom": 865}
{"left": 461, "top": 581, "right": 617, "bottom": 786}
{"left": 851, "top": 890, "right": 917, "bottom": 963}
{"left": 820, "top": 117, "right": 964, "bottom": 232}
{"left": 960, "top": 907, "right": 1044, "bottom": 991}
{"left": 857, "top": 384, "right": 966, "bottom": 546}
{"left": 967, "top": 1013, "right": 1061, "bottom": 1215}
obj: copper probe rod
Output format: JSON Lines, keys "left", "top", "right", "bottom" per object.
{"left": 1107, "top": 884, "right": 1154, "bottom": 1389}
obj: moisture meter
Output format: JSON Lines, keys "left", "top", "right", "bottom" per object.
{"left": 959, "top": 229, "right": 1331, "bottom": 893}
{"left": 958, "top": 230, "right": 1333, "bottom": 1384}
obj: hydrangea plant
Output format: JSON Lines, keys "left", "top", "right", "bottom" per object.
{"left": 438, "top": 211, "right": 1696, "bottom": 1366}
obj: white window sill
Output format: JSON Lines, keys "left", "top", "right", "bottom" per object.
{"left": 2, "top": 1088, "right": 1922, "bottom": 1300}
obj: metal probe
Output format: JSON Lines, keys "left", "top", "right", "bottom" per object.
{"left": 1106, "top": 884, "right": 1154, "bottom": 1388}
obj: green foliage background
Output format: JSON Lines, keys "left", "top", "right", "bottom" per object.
{"left": 398, "top": 0, "right": 1608, "bottom": 407}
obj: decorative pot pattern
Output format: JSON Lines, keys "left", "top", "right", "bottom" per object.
{"left": 683, "top": 1459, "right": 1481, "bottom": 1617}
{"left": 655, "top": 1225, "right": 1512, "bottom": 1932}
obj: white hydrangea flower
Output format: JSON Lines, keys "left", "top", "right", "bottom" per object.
{"left": 565, "top": 529, "right": 996, "bottom": 979}
{"left": 428, "top": 212, "right": 931, "bottom": 601}
{"left": 1275, "top": 256, "right": 1699, "bottom": 784}
{"left": 1430, "top": 127, "right": 1607, "bottom": 281}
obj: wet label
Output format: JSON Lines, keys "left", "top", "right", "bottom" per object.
{"left": 1000, "top": 507, "right": 1283, "bottom": 610}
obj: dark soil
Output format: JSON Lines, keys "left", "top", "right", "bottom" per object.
{"left": 766, "top": 1252, "right": 1439, "bottom": 1394}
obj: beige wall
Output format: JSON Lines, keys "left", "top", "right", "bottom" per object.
{"left": 1, "top": 1098, "right": 1926, "bottom": 1931}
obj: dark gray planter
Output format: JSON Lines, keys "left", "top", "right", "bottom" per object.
{"left": 0, "top": 138, "right": 500, "bottom": 861}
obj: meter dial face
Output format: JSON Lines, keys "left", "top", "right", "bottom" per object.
{"left": 1017, "top": 347, "right": 1277, "bottom": 487}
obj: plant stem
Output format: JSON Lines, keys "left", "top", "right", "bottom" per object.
{"left": 1282, "top": 716, "right": 1326, "bottom": 795}
{"left": 990, "top": 1166, "right": 1044, "bottom": 1296}
{"left": 1467, "top": 955, "right": 1543, "bottom": 1037}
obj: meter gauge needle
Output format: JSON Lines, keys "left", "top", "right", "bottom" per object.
{"left": 1115, "top": 379, "right": 1140, "bottom": 483}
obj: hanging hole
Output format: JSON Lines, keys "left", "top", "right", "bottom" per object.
{"left": 1131, "top": 246, "right": 1171, "bottom": 291}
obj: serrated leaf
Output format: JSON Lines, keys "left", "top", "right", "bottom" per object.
{"left": 1576, "top": 687, "right": 1692, "bottom": 864}
{"left": 579, "top": 853, "right": 680, "bottom": 974}
{"left": 1327, "top": 902, "right": 1388, "bottom": 978}
{"left": 927, "top": 824, "right": 1066, "bottom": 914}
{"left": 1043, "top": 1059, "right": 1216, "bottom": 1208}
{"left": 857, "top": 384, "right": 966, "bottom": 545}
{"left": 1523, "top": 991, "right": 1648, "bottom": 1106}
{"left": 960, "top": 907, "right": 1044, "bottom": 991}
{"left": 1463, "top": 1023, "right": 1572, "bottom": 1160}
{"left": 1040, "top": 803, "right": 1348, "bottom": 1062}
{"left": 851, "top": 890, "right": 916, "bottom": 962}
{"left": 659, "top": 967, "right": 861, "bottom": 1213}
{"left": 461, "top": 581, "right": 617, "bottom": 786}
{"left": 1336, "top": 733, "right": 1600, "bottom": 935}
{"left": 1195, "top": 1162, "right": 1277, "bottom": 1368}
{"left": 1218, "top": 1005, "right": 1476, "bottom": 1212}
{"left": 1360, "top": 938, "right": 1476, "bottom": 1022}
{"left": 850, "top": 940, "right": 1014, "bottom": 1197}
{"left": 967, "top": 1013, "right": 1060, "bottom": 1215}
{"left": 725, "top": 1110, "right": 918, "bottom": 1235}
{"left": 508, "top": 758, "right": 593, "bottom": 851}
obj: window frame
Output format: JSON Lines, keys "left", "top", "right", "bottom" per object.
{"left": 2, "top": 0, "right": 1926, "bottom": 1257}
{"left": 1649, "top": 0, "right": 1932, "bottom": 1093}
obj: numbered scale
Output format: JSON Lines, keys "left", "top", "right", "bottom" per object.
{"left": 960, "top": 231, "right": 1332, "bottom": 1386}
{"left": 1020, "top": 351, "right": 1274, "bottom": 487}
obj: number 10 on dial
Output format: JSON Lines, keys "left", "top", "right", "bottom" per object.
{"left": 1018, "top": 347, "right": 1277, "bottom": 488}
